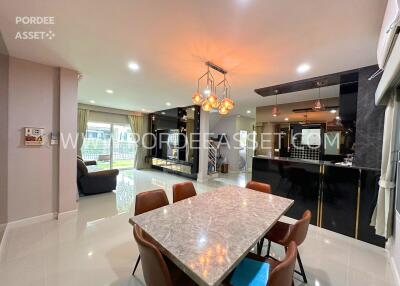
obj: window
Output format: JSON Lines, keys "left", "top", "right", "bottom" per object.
{"left": 82, "top": 122, "right": 135, "bottom": 170}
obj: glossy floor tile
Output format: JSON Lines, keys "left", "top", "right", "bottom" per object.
{"left": 0, "top": 169, "right": 396, "bottom": 286}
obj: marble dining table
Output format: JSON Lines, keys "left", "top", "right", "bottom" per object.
{"left": 129, "top": 185, "right": 294, "bottom": 286}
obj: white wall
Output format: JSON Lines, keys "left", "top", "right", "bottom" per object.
{"left": 389, "top": 102, "right": 400, "bottom": 284}
{"left": 7, "top": 57, "right": 78, "bottom": 222}
{"left": 197, "top": 110, "right": 210, "bottom": 182}
{"left": 211, "top": 115, "right": 255, "bottom": 172}
{"left": 391, "top": 212, "right": 400, "bottom": 283}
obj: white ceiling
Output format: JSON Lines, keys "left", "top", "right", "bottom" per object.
{"left": 0, "top": 0, "right": 387, "bottom": 116}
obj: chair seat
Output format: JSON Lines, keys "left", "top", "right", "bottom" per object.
{"left": 164, "top": 256, "right": 197, "bottom": 286}
{"left": 222, "top": 252, "right": 279, "bottom": 286}
{"left": 264, "top": 221, "right": 291, "bottom": 246}
{"left": 246, "top": 252, "right": 280, "bottom": 270}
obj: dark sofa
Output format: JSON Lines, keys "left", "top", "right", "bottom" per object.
{"left": 77, "top": 158, "right": 119, "bottom": 195}
{"left": 77, "top": 155, "right": 97, "bottom": 166}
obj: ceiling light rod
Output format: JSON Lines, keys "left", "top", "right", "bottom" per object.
{"left": 215, "top": 74, "right": 231, "bottom": 99}
{"left": 196, "top": 66, "right": 215, "bottom": 92}
{"left": 206, "top": 61, "right": 227, "bottom": 75}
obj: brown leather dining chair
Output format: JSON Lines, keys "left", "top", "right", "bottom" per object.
{"left": 132, "top": 189, "right": 169, "bottom": 276}
{"left": 265, "top": 241, "right": 297, "bottom": 286}
{"left": 246, "top": 181, "right": 272, "bottom": 194}
{"left": 260, "top": 210, "right": 312, "bottom": 283}
{"left": 172, "top": 181, "right": 197, "bottom": 203}
{"left": 133, "top": 225, "right": 196, "bottom": 286}
{"left": 224, "top": 241, "right": 297, "bottom": 286}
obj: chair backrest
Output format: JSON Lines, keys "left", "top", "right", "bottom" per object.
{"left": 172, "top": 181, "right": 197, "bottom": 203}
{"left": 133, "top": 225, "right": 173, "bottom": 286}
{"left": 267, "top": 241, "right": 297, "bottom": 286}
{"left": 77, "top": 158, "right": 88, "bottom": 178}
{"left": 285, "top": 210, "right": 312, "bottom": 246}
{"left": 246, "top": 181, "right": 271, "bottom": 194}
{"left": 135, "top": 189, "right": 169, "bottom": 216}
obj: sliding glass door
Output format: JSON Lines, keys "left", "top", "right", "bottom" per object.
{"left": 82, "top": 122, "right": 135, "bottom": 170}
{"left": 112, "top": 124, "right": 135, "bottom": 169}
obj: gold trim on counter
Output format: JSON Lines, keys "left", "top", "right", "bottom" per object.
{"left": 355, "top": 169, "right": 362, "bottom": 239}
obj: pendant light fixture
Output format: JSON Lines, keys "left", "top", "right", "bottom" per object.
{"left": 272, "top": 89, "right": 281, "bottom": 117}
{"left": 216, "top": 74, "right": 234, "bottom": 114}
{"left": 313, "top": 82, "right": 325, "bottom": 111}
{"left": 193, "top": 62, "right": 234, "bottom": 114}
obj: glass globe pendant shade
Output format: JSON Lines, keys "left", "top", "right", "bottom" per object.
{"left": 201, "top": 100, "right": 213, "bottom": 112}
{"left": 312, "top": 99, "right": 325, "bottom": 111}
{"left": 218, "top": 105, "right": 229, "bottom": 115}
{"left": 271, "top": 105, "right": 281, "bottom": 117}
{"left": 207, "top": 92, "right": 219, "bottom": 108}
{"left": 192, "top": 92, "right": 203, "bottom": 105}
{"left": 220, "top": 97, "right": 234, "bottom": 110}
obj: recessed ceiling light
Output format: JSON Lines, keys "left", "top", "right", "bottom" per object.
{"left": 285, "top": 118, "right": 289, "bottom": 121}
{"left": 246, "top": 110, "right": 251, "bottom": 114}
{"left": 89, "top": 100, "right": 95, "bottom": 104}
{"left": 191, "top": 107, "right": 195, "bottom": 111}
{"left": 166, "top": 102, "right": 171, "bottom": 106}
{"left": 336, "top": 116, "right": 341, "bottom": 120}
{"left": 297, "top": 63, "right": 311, "bottom": 74}
{"left": 128, "top": 62, "right": 140, "bottom": 71}
{"left": 330, "top": 109, "right": 337, "bottom": 113}
{"left": 161, "top": 112, "right": 166, "bottom": 115}
{"left": 105, "top": 89, "right": 114, "bottom": 94}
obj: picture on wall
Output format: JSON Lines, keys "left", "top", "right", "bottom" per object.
{"left": 24, "top": 127, "right": 45, "bottom": 146}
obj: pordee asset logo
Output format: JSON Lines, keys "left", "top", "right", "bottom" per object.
{"left": 15, "top": 16, "right": 56, "bottom": 40}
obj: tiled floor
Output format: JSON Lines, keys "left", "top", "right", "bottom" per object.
{"left": 0, "top": 169, "right": 396, "bottom": 286}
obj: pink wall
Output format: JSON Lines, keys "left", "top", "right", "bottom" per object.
{"left": 0, "top": 51, "right": 9, "bottom": 225}
{"left": 7, "top": 57, "right": 78, "bottom": 222}
{"left": 58, "top": 68, "right": 78, "bottom": 213}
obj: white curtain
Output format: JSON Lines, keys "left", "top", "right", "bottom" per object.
{"left": 371, "top": 89, "right": 399, "bottom": 238}
{"left": 77, "top": 109, "right": 90, "bottom": 157}
{"left": 128, "top": 115, "right": 148, "bottom": 170}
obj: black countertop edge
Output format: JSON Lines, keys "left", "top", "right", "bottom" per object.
{"left": 253, "top": 156, "right": 380, "bottom": 172}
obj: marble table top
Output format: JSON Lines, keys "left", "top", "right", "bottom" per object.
{"left": 129, "top": 185, "right": 294, "bottom": 286}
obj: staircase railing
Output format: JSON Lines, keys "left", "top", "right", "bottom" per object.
{"left": 208, "top": 141, "right": 217, "bottom": 174}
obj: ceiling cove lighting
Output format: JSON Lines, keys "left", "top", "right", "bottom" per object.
{"left": 297, "top": 63, "right": 311, "bottom": 74}
{"left": 271, "top": 90, "right": 281, "bottom": 117}
{"left": 313, "top": 82, "right": 325, "bottom": 111}
{"left": 105, "top": 89, "right": 114, "bottom": 94}
{"left": 192, "top": 62, "right": 234, "bottom": 115}
{"left": 128, "top": 62, "right": 140, "bottom": 71}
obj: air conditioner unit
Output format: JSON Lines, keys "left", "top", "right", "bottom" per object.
{"left": 375, "top": 0, "right": 400, "bottom": 105}
{"left": 377, "top": 0, "right": 400, "bottom": 69}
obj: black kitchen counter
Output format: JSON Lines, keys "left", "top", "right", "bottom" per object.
{"left": 252, "top": 156, "right": 385, "bottom": 247}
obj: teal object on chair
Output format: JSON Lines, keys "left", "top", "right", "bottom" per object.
{"left": 230, "top": 258, "right": 270, "bottom": 286}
